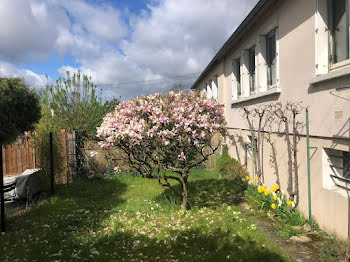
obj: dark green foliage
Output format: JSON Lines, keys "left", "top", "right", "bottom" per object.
{"left": 0, "top": 78, "right": 41, "bottom": 144}
{"left": 217, "top": 146, "right": 247, "bottom": 180}
{"left": 39, "top": 71, "right": 119, "bottom": 140}
{"left": 318, "top": 238, "right": 345, "bottom": 262}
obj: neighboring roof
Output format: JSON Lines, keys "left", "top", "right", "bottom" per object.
{"left": 191, "top": 0, "right": 275, "bottom": 90}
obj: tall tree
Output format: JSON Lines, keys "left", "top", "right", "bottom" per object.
{"left": 0, "top": 78, "right": 41, "bottom": 144}
{"left": 39, "top": 71, "right": 119, "bottom": 140}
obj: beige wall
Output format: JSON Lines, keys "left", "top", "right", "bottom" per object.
{"left": 194, "top": 0, "right": 350, "bottom": 239}
{"left": 196, "top": 0, "right": 350, "bottom": 139}
{"left": 228, "top": 129, "right": 349, "bottom": 239}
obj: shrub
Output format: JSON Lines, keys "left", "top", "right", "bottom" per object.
{"left": 217, "top": 148, "right": 247, "bottom": 181}
{"left": 33, "top": 108, "right": 64, "bottom": 189}
{"left": 318, "top": 238, "right": 345, "bottom": 262}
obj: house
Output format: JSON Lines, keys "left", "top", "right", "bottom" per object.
{"left": 192, "top": 0, "right": 350, "bottom": 239}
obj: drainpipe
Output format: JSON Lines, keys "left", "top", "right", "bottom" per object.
{"left": 306, "top": 108, "right": 312, "bottom": 227}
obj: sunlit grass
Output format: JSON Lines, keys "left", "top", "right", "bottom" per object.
{"left": 0, "top": 170, "right": 290, "bottom": 262}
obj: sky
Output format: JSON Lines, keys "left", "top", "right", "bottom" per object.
{"left": 0, "top": 0, "right": 258, "bottom": 100}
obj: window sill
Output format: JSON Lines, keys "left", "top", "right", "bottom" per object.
{"left": 231, "top": 86, "right": 281, "bottom": 105}
{"left": 310, "top": 65, "right": 350, "bottom": 85}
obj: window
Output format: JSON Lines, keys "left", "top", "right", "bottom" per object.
{"left": 232, "top": 59, "right": 241, "bottom": 100}
{"left": 328, "top": 0, "right": 349, "bottom": 64}
{"left": 266, "top": 29, "right": 277, "bottom": 86}
{"left": 328, "top": 149, "right": 350, "bottom": 179}
{"left": 249, "top": 46, "right": 256, "bottom": 93}
{"left": 246, "top": 135, "right": 257, "bottom": 158}
{"left": 323, "top": 148, "right": 350, "bottom": 194}
{"left": 316, "top": 0, "right": 350, "bottom": 74}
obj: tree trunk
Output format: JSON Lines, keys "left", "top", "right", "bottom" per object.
{"left": 245, "top": 112, "right": 257, "bottom": 176}
{"left": 284, "top": 119, "right": 294, "bottom": 201}
{"left": 181, "top": 175, "right": 189, "bottom": 210}
{"left": 292, "top": 112, "right": 299, "bottom": 206}
{"left": 232, "top": 135, "right": 241, "bottom": 165}
{"left": 267, "top": 133, "right": 280, "bottom": 186}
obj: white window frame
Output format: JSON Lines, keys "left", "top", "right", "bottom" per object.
{"left": 316, "top": 0, "right": 350, "bottom": 75}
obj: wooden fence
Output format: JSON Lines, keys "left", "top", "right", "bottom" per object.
{"left": 2, "top": 138, "right": 38, "bottom": 177}
{"left": 1, "top": 131, "right": 77, "bottom": 183}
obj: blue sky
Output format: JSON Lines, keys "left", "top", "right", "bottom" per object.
{"left": 0, "top": 0, "right": 258, "bottom": 100}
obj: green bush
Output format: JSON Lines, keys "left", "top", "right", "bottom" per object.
{"left": 217, "top": 151, "right": 247, "bottom": 181}
{"left": 0, "top": 78, "right": 41, "bottom": 144}
{"left": 318, "top": 238, "right": 345, "bottom": 262}
{"left": 33, "top": 106, "right": 64, "bottom": 190}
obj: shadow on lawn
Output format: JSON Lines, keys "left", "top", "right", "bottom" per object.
{"left": 155, "top": 178, "right": 246, "bottom": 209}
{"left": 80, "top": 227, "right": 287, "bottom": 262}
{"left": 6, "top": 177, "right": 127, "bottom": 236}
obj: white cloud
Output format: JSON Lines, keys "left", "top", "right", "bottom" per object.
{"left": 0, "top": 61, "right": 49, "bottom": 87}
{"left": 0, "top": 0, "right": 258, "bottom": 100}
{"left": 122, "top": 0, "right": 258, "bottom": 76}
{"left": 0, "top": 0, "right": 58, "bottom": 63}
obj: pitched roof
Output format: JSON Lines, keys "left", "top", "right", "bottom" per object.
{"left": 191, "top": 0, "right": 276, "bottom": 89}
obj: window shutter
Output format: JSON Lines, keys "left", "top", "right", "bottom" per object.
{"left": 241, "top": 50, "right": 250, "bottom": 97}
{"left": 275, "top": 27, "right": 280, "bottom": 84}
{"left": 206, "top": 82, "right": 212, "bottom": 99}
{"left": 315, "top": 0, "right": 329, "bottom": 75}
{"left": 254, "top": 45, "right": 258, "bottom": 92}
{"left": 258, "top": 35, "right": 268, "bottom": 92}
{"left": 212, "top": 77, "right": 218, "bottom": 101}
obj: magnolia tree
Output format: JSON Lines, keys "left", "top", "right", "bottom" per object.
{"left": 97, "top": 91, "right": 226, "bottom": 209}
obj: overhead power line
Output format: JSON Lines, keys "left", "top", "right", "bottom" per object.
{"left": 27, "top": 72, "right": 202, "bottom": 88}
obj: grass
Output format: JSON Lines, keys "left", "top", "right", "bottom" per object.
{"left": 0, "top": 169, "right": 291, "bottom": 262}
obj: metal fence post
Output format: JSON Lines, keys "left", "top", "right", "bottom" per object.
{"left": 50, "top": 132, "right": 54, "bottom": 195}
{"left": 0, "top": 143, "right": 5, "bottom": 234}
{"left": 306, "top": 108, "right": 312, "bottom": 227}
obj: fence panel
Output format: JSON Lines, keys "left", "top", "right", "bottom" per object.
{"left": 2, "top": 138, "right": 37, "bottom": 177}
{"left": 2, "top": 131, "right": 77, "bottom": 184}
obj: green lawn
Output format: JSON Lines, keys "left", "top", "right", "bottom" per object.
{"left": 0, "top": 170, "right": 290, "bottom": 262}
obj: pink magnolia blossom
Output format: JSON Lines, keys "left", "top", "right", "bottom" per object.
{"left": 90, "top": 151, "right": 98, "bottom": 158}
{"left": 179, "top": 152, "right": 186, "bottom": 160}
{"left": 96, "top": 91, "right": 226, "bottom": 164}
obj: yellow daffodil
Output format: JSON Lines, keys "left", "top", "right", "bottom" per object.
{"left": 271, "top": 203, "right": 276, "bottom": 209}
{"left": 271, "top": 185, "right": 280, "bottom": 192}
{"left": 255, "top": 176, "right": 258, "bottom": 180}
{"left": 252, "top": 179, "right": 256, "bottom": 183}
{"left": 245, "top": 176, "right": 249, "bottom": 181}
{"left": 273, "top": 195, "right": 278, "bottom": 201}
{"left": 264, "top": 189, "right": 271, "bottom": 196}
{"left": 257, "top": 186, "right": 263, "bottom": 193}
{"left": 287, "top": 200, "right": 293, "bottom": 206}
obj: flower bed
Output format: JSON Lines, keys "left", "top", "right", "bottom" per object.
{"left": 244, "top": 177, "right": 306, "bottom": 238}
